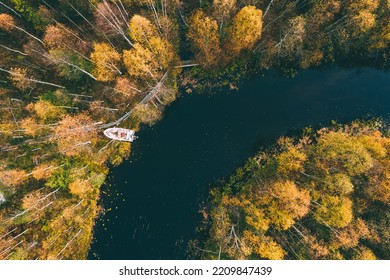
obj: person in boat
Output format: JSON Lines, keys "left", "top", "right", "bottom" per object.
{"left": 119, "top": 131, "right": 127, "bottom": 139}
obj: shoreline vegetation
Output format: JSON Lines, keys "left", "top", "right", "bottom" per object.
{"left": 190, "top": 120, "right": 390, "bottom": 260}
{"left": 0, "top": 0, "right": 389, "bottom": 259}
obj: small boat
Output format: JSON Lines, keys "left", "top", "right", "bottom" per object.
{"left": 103, "top": 127, "right": 137, "bottom": 142}
{"left": 0, "top": 192, "right": 5, "bottom": 205}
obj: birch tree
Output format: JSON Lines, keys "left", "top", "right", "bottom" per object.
{"left": 226, "top": 6, "right": 263, "bottom": 54}
{"left": 0, "top": 13, "right": 14, "bottom": 32}
{"left": 129, "top": 15, "right": 159, "bottom": 45}
{"left": 123, "top": 43, "right": 159, "bottom": 79}
{"left": 90, "top": 42, "right": 121, "bottom": 82}
{"left": 187, "top": 10, "right": 221, "bottom": 67}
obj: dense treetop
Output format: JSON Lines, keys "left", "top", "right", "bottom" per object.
{"left": 192, "top": 121, "right": 390, "bottom": 260}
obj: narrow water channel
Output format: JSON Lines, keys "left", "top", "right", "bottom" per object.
{"left": 89, "top": 67, "right": 390, "bottom": 259}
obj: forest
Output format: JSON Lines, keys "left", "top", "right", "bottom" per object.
{"left": 0, "top": 0, "right": 389, "bottom": 259}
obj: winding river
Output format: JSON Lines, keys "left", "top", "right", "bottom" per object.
{"left": 89, "top": 66, "right": 390, "bottom": 259}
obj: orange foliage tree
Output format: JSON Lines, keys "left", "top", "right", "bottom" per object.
{"left": 0, "top": 13, "right": 15, "bottom": 32}
{"left": 43, "top": 23, "right": 88, "bottom": 54}
{"left": 53, "top": 113, "right": 98, "bottom": 156}
{"left": 0, "top": 169, "right": 27, "bottom": 188}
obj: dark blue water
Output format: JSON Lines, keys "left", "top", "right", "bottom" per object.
{"left": 89, "top": 67, "right": 390, "bottom": 259}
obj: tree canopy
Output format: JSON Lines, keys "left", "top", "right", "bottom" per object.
{"left": 226, "top": 6, "right": 263, "bottom": 54}
{"left": 194, "top": 121, "right": 389, "bottom": 260}
{"left": 187, "top": 10, "right": 222, "bottom": 67}
{"left": 90, "top": 43, "right": 121, "bottom": 82}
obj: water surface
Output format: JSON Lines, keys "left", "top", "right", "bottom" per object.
{"left": 89, "top": 67, "right": 390, "bottom": 259}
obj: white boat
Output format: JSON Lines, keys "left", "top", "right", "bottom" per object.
{"left": 0, "top": 192, "right": 5, "bottom": 205}
{"left": 103, "top": 127, "right": 137, "bottom": 142}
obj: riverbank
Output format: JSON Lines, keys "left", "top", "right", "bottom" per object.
{"left": 192, "top": 120, "right": 390, "bottom": 260}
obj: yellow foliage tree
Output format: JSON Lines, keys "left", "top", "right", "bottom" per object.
{"left": 90, "top": 43, "right": 121, "bottom": 82}
{"left": 266, "top": 180, "right": 311, "bottom": 230}
{"left": 149, "top": 36, "right": 178, "bottom": 70}
{"left": 29, "top": 100, "right": 65, "bottom": 123}
{"left": 123, "top": 44, "right": 159, "bottom": 78}
{"left": 187, "top": 10, "right": 222, "bottom": 67}
{"left": 314, "top": 195, "right": 353, "bottom": 228}
{"left": 226, "top": 6, "right": 263, "bottom": 54}
{"left": 347, "top": 0, "right": 379, "bottom": 35}
{"left": 328, "top": 173, "right": 354, "bottom": 195}
{"left": 68, "top": 179, "right": 93, "bottom": 196}
{"left": 315, "top": 131, "right": 373, "bottom": 176}
{"left": 357, "top": 133, "right": 387, "bottom": 158}
{"left": 277, "top": 146, "right": 307, "bottom": 175}
{"left": 352, "top": 10, "right": 377, "bottom": 34}
{"left": 242, "top": 231, "right": 286, "bottom": 260}
{"left": 244, "top": 201, "right": 270, "bottom": 232}
{"left": 128, "top": 15, "right": 158, "bottom": 45}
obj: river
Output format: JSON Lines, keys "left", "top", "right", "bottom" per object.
{"left": 89, "top": 66, "right": 390, "bottom": 259}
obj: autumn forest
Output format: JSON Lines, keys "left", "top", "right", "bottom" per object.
{"left": 0, "top": 0, "right": 389, "bottom": 260}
